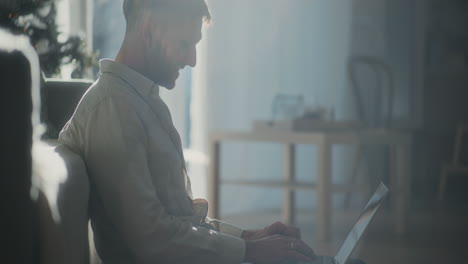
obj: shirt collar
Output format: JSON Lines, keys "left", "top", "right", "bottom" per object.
{"left": 99, "top": 59, "right": 159, "bottom": 96}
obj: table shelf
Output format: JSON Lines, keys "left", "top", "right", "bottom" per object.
{"left": 222, "top": 179, "right": 368, "bottom": 192}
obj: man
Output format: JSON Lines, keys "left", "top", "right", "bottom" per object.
{"left": 59, "top": 0, "right": 316, "bottom": 263}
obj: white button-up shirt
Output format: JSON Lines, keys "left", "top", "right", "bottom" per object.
{"left": 59, "top": 59, "right": 245, "bottom": 264}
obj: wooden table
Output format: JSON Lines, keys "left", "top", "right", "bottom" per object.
{"left": 207, "top": 129, "right": 412, "bottom": 241}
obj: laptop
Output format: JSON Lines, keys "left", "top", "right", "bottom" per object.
{"left": 295, "top": 181, "right": 389, "bottom": 264}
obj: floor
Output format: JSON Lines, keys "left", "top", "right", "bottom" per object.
{"left": 222, "top": 199, "right": 468, "bottom": 264}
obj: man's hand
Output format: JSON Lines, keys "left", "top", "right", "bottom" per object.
{"left": 242, "top": 221, "right": 301, "bottom": 240}
{"left": 244, "top": 234, "right": 315, "bottom": 264}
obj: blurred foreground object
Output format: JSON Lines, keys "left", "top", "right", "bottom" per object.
{"left": 0, "top": 26, "right": 98, "bottom": 263}
{"left": 0, "top": 29, "right": 36, "bottom": 264}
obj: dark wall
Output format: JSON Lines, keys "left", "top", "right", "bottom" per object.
{"left": 413, "top": 0, "right": 468, "bottom": 201}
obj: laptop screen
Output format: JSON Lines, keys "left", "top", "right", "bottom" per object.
{"left": 334, "top": 182, "right": 389, "bottom": 264}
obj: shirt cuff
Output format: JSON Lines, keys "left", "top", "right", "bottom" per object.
{"left": 218, "top": 221, "right": 245, "bottom": 238}
{"left": 207, "top": 218, "right": 245, "bottom": 238}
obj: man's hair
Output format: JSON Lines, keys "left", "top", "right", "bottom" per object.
{"left": 123, "top": 0, "right": 211, "bottom": 29}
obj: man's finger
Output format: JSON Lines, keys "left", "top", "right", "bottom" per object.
{"left": 270, "top": 222, "right": 286, "bottom": 233}
{"left": 270, "top": 222, "right": 301, "bottom": 239}
{"left": 282, "top": 226, "right": 301, "bottom": 238}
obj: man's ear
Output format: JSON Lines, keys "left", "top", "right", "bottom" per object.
{"left": 141, "top": 13, "right": 158, "bottom": 49}
{"left": 141, "top": 16, "right": 150, "bottom": 49}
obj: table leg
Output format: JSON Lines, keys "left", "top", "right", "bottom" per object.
{"left": 283, "top": 144, "right": 296, "bottom": 226}
{"left": 394, "top": 143, "right": 411, "bottom": 234}
{"left": 208, "top": 140, "right": 220, "bottom": 219}
{"left": 317, "top": 141, "right": 332, "bottom": 241}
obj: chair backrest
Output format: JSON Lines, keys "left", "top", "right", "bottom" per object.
{"left": 45, "top": 79, "right": 93, "bottom": 136}
{"left": 348, "top": 56, "right": 395, "bottom": 129}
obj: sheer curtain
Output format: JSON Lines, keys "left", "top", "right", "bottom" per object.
{"left": 190, "top": 0, "right": 353, "bottom": 214}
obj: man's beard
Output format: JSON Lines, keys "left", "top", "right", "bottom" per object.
{"left": 145, "top": 41, "right": 177, "bottom": 89}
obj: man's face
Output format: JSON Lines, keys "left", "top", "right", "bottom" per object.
{"left": 144, "top": 16, "right": 203, "bottom": 89}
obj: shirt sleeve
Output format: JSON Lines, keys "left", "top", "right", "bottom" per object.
{"left": 207, "top": 218, "right": 245, "bottom": 238}
{"left": 80, "top": 97, "right": 245, "bottom": 264}
{"left": 191, "top": 199, "right": 244, "bottom": 238}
